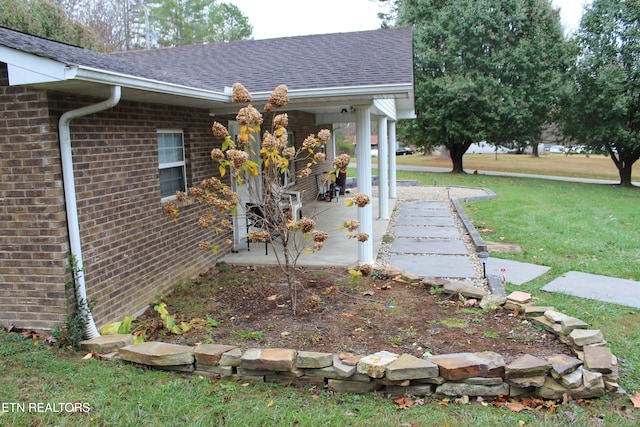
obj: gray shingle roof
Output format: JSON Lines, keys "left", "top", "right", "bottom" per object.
{"left": 1, "top": 26, "right": 413, "bottom": 93}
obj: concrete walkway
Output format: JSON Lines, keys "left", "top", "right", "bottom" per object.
{"left": 388, "top": 201, "right": 476, "bottom": 278}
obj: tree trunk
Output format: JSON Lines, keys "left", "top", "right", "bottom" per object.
{"left": 447, "top": 142, "right": 470, "bottom": 173}
{"left": 531, "top": 142, "right": 540, "bottom": 157}
{"left": 618, "top": 162, "right": 634, "bottom": 187}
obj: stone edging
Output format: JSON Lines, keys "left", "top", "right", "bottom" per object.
{"left": 81, "top": 289, "right": 620, "bottom": 400}
{"left": 450, "top": 187, "right": 497, "bottom": 253}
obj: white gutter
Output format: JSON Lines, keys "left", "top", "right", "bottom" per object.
{"left": 59, "top": 86, "right": 122, "bottom": 339}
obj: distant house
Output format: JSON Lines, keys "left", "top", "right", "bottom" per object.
{"left": 0, "top": 26, "right": 414, "bottom": 333}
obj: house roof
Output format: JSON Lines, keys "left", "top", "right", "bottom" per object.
{"left": 0, "top": 26, "right": 414, "bottom": 118}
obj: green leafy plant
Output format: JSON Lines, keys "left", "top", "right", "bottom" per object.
{"left": 483, "top": 331, "right": 500, "bottom": 339}
{"left": 154, "top": 302, "right": 189, "bottom": 335}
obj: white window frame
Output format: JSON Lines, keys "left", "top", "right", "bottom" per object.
{"left": 157, "top": 129, "right": 187, "bottom": 202}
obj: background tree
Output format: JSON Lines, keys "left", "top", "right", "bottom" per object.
{"left": 559, "top": 0, "right": 640, "bottom": 187}
{"left": 0, "top": 0, "right": 105, "bottom": 50}
{"left": 396, "top": 0, "right": 570, "bottom": 172}
{"left": 205, "top": 3, "right": 252, "bottom": 43}
{"left": 149, "top": 0, "right": 252, "bottom": 47}
{"left": 55, "top": 0, "right": 148, "bottom": 51}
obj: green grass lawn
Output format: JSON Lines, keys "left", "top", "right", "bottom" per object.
{"left": 2, "top": 167, "right": 639, "bottom": 426}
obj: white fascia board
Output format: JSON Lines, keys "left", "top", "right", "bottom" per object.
{"left": 1, "top": 46, "right": 70, "bottom": 84}
{"left": 73, "top": 67, "right": 228, "bottom": 102}
{"left": 250, "top": 83, "right": 414, "bottom": 102}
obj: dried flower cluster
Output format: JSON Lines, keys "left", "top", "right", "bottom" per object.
{"left": 210, "top": 148, "right": 225, "bottom": 161}
{"left": 226, "top": 149, "right": 249, "bottom": 169}
{"left": 236, "top": 105, "right": 263, "bottom": 127}
{"left": 265, "top": 85, "right": 289, "bottom": 112}
{"left": 249, "top": 230, "right": 270, "bottom": 242}
{"left": 314, "top": 152, "right": 326, "bottom": 162}
{"left": 333, "top": 153, "right": 351, "bottom": 171}
{"left": 359, "top": 263, "right": 372, "bottom": 276}
{"left": 296, "top": 217, "right": 316, "bottom": 234}
{"left": 273, "top": 113, "right": 288, "bottom": 127}
{"left": 211, "top": 122, "right": 229, "bottom": 139}
{"left": 318, "top": 129, "right": 331, "bottom": 144}
{"left": 312, "top": 230, "right": 329, "bottom": 243}
{"left": 345, "top": 219, "right": 360, "bottom": 232}
{"left": 351, "top": 193, "right": 370, "bottom": 208}
{"left": 231, "top": 82, "right": 251, "bottom": 103}
{"left": 357, "top": 232, "right": 369, "bottom": 242}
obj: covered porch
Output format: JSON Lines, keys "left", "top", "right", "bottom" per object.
{"left": 221, "top": 193, "right": 395, "bottom": 267}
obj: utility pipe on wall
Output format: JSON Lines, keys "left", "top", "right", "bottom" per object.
{"left": 58, "top": 86, "right": 122, "bottom": 339}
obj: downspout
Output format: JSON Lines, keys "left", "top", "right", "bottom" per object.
{"left": 58, "top": 86, "right": 122, "bottom": 339}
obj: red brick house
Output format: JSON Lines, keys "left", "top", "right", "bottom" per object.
{"left": 0, "top": 26, "right": 414, "bottom": 334}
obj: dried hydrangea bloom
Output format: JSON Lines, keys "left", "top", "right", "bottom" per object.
{"left": 314, "top": 152, "right": 326, "bottom": 162}
{"left": 352, "top": 193, "right": 370, "bottom": 208}
{"left": 211, "top": 148, "right": 225, "bottom": 161}
{"left": 346, "top": 219, "right": 360, "bottom": 232}
{"left": 189, "top": 187, "right": 204, "bottom": 201}
{"left": 359, "top": 263, "right": 372, "bottom": 276}
{"left": 226, "top": 149, "right": 249, "bottom": 168}
{"left": 318, "top": 129, "right": 331, "bottom": 143}
{"left": 231, "top": 82, "right": 252, "bottom": 103}
{"left": 297, "top": 217, "right": 315, "bottom": 233}
{"left": 283, "top": 146, "right": 296, "bottom": 159}
{"left": 211, "top": 122, "right": 229, "bottom": 139}
{"left": 275, "top": 129, "right": 288, "bottom": 150}
{"left": 333, "top": 153, "right": 351, "bottom": 170}
{"left": 264, "top": 102, "right": 273, "bottom": 113}
{"left": 176, "top": 191, "right": 189, "bottom": 203}
{"left": 198, "top": 241, "right": 212, "bottom": 250}
{"left": 274, "top": 113, "right": 288, "bottom": 127}
{"left": 302, "top": 135, "right": 317, "bottom": 149}
{"left": 198, "top": 216, "right": 214, "bottom": 228}
{"left": 236, "top": 104, "right": 263, "bottom": 127}
{"left": 200, "top": 177, "right": 221, "bottom": 190}
{"left": 298, "top": 167, "right": 312, "bottom": 178}
{"left": 313, "top": 241, "right": 324, "bottom": 251}
{"left": 262, "top": 131, "right": 277, "bottom": 150}
{"left": 268, "top": 84, "right": 289, "bottom": 108}
{"left": 162, "top": 201, "right": 178, "bottom": 219}
{"left": 357, "top": 232, "right": 369, "bottom": 242}
{"left": 312, "top": 230, "right": 329, "bottom": 243}
{"left": 249, "top": 230, "right": 270, "bottom": 242}
{"left": 205, "top": 193, "right": 218, "bottom": 206}
{"left": 221, "top": 218, "right": 233, "bottom": 229}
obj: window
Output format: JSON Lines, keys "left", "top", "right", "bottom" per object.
{"left": 157, "top": 130, "right": 186, "bottom": 200}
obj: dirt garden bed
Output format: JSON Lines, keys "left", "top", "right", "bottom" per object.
{"left": 137, "top": 264, "right": 570, "bottom": 363}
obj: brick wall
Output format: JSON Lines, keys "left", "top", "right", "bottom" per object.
{"left": 0, "top": 64, "right": 70, "bottom": 330}
{"left": 45, "top": 94, "right": 228, "bottom": 329}
{"left": 1, "top": 65, "right": 342, "bottom": 331}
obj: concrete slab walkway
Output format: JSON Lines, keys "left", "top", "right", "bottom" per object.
{"left": 542, "top": 271, "right": 640, "bottom": 309}
{"left": 388, "top": 201, "right": 477, "bottom": 279}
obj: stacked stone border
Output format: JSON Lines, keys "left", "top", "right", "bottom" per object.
{"left": 81, "top": 289, "right": 619, "bottom": 400}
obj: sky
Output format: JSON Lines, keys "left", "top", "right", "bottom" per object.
{"left": 230, "top": 0, "right": 592, "bottom": 40}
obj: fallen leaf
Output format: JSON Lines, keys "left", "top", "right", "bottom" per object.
{"left": 82, "top": 352, "right": 94, "bottom": 360}
{"left": 394, "top": 397, "right": 413, "bottom": 409}
{"left": 267, "top": 400, "right": 274, "bottom": 407}
{"left": 507, "top": 400, "right": 527, "bottom": 413}
{"left": 267, "top": 295, "right": 278, "bottom": 301}
{"left": 362, "top": 291, "right": 375, "bottom": 296}
{"left": 630, "top": 392, "right": 640, "bottom": 409}
{"left": 341, "top": 312, "right": 353, "bottom": 318}
{"left": 380, "top": 285, "right": 392, "bottom": 290}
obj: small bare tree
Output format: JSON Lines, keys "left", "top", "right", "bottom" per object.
{"left": 164, "top": 83, "right": 370, "bottom": 313}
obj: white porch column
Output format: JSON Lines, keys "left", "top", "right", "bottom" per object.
{"left": 389, "top": 120, "right": 398, "bottom": 199}
{"left": 355, "top": 107, "right": 373, "bottom": 264}
{"left": 377, "top": 116, "right": 389, "bottom": 220}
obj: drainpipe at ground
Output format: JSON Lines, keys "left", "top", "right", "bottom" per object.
{"left": 58, "top": 86, "right": 122, "bottom": 339}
